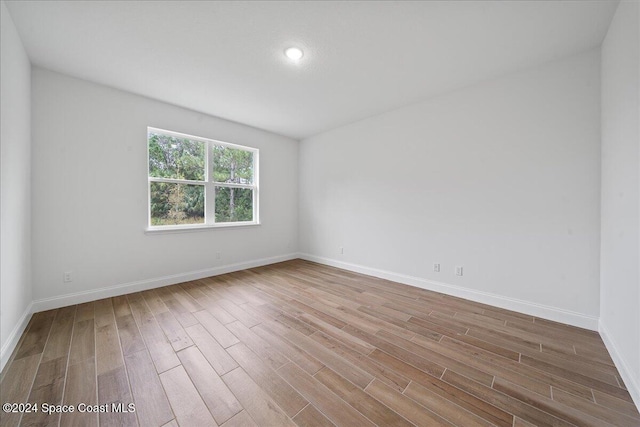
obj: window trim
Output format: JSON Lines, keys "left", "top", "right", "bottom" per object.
{"left": 146, "top": 127, "right": 259, "bottom": 232}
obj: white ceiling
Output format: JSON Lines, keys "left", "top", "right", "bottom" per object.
{"left": 5, "top": 1, "right": 618, "bottom": 140}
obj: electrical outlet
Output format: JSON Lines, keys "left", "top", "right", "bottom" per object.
{"left": 433, "top": 263, "right": 440, "bottom": 272}
{"left": 339, "top": 246, "right": 344, "bottom": 255}
{"left": 216, "top": 252, "right": 221, "bottom": 260}
{"left": 63, "top": 271, "right": 73, "bottom": 283}
{"left": 455, "top": 266, "right": 463, "bottom": 276}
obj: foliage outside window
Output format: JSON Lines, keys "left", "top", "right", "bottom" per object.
{"left": 147, "top": 128, "right": 258, "bottom": 229}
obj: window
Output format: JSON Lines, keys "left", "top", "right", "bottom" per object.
{"left": 147, "top": 127, "right": 258, "bottom": 229}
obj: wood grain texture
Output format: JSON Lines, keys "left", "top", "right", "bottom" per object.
{"left": 0, "top": 354, "right": 41, "bottom": 427}
{"left": 220, "top": 410, "right": 258, "bottom": 427}
{"left": 116, "top": 314, "right": 146, "bottom": 356}
{"left": 68, "top": 319, "right": 95, "bottom": 366}
{"left": 97, "top": 366, "right": 137, "bottom": 427}
{"left": 177, "top": 346, "right": 242, "bottom": 425}
{"left": 95, "top": 322, "right": 123, "bottom": 376}
{"left": 314, "top": 366, "right": 412, "bottom": 426}
{"left": 61, "top": 358, "right": 98, "bottom": 427}
{"left": 160, "top": 365, "right": 216, "bottom": 426}
{"left": 365, "top": 378, "right": 454, "bottom": 427}
{"left": 277, "top": 362, "right": 376, "bottom": 427}
{"left": 12, "top": 310, "right": 56, "bottom": 361}
{"left": 40, "top": 306, "right": 75, "bottom": 363}
{"left": 21, "top": 357, "right": 67, "bottom": 427}
{"left": 222, "top": 367, "right": 295, "bottom": 427}
{"left": 1, "top": 260, "right": 637, "bottom": 426}
{"left": 126, "top": 293, "right": 180, "bottom": 373}
{"left": 124, "top": 350, "right": 173, "bottom": 427}
{"left": 292, "top": 404, "right": 336, "bottom": 427}
{"left": 226, "top": 342, "right": 307, "bottom": 417}
{"left": 185, "top": 323, "right": 238, "bottom": 375}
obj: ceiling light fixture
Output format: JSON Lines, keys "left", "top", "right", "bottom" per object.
{"left": 284, "top": 47, "right": 304, "bottom": 62}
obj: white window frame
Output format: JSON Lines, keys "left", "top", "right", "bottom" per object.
{"left": 146, "top": 127, "right": 259, "bottom": 232}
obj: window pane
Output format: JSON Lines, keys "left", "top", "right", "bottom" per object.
{"left": 148, "top": 132, "right": 205, "bottom": 181}
{"left": 215, "top": 187, "right": 253, "bottom": 222}
{"left": 212, "top": 145, "right": 253, "bottom": 184}
{"left": 150, "top": 182, "right": 204, "bottom": 225}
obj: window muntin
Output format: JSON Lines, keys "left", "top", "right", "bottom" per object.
{"left": 148, "top": 128, "right": 258, "bottom": 228}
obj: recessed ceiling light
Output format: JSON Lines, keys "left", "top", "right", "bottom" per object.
{"left": 284, "top": 47, "right": 304, "bottom": 62}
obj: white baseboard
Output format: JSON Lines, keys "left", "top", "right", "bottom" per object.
{"left": 599, "top": 321, "right": 640, "bottom": 411}
{"left": 31, "top": 253, "right": 298, "bottom": 313}
{"left": 298, "top": 253, "right": 599, "bottom": 331}
{"left": 2, "top": 253, "right": 295, "bottom": 373}
{"left": 1, "top": 302, "right": 34, "bottom": 373}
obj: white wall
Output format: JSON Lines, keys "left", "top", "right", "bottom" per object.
{"left": 1, "top": 1, "right": 33, "bottom": 369}
{"left": 600, "top": 0, "right": 640, "bottom": 409}
{"left": 299, "top": 50, "right": 602, "bottom": 328}
{"left": 31, "top": 68, "right": 298, "bottom": 306}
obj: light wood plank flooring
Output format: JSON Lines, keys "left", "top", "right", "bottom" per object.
{"left": 1, "top": 260, "right": 638, "bottom": 426}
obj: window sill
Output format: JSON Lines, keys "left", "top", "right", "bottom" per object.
{"left": 145, "top": 222, "right": 260, "bottom": 234}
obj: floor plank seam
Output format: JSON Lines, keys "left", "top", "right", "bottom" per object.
{"left": 3, "top": 260, "right": 636, "bottom": 427}
{"left": 19, "top": 310, "right": 57, "bottom": 427}
{"left": 58, "top": 308, "right": 77, "bottom": 423}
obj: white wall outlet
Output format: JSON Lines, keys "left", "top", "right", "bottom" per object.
{"left": 434, "top": 263, "right": 441, "bottom": 272}
{"left": 216, "top": 252, "right": 221, "bottom": 260}
{"left": 455, "top": 266, "right": 463, "bottom": 276}
{"left": 63, "top": 271, "right": 73, "bottom": 283}
{"left": 339, "top": 246, "right": 344, "bottom": 255}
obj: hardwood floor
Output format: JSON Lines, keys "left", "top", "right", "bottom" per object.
{"left": 1, "top": 260, "right": 638, "bottom": 426}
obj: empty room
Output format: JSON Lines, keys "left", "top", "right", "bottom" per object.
{"left": 1, "top": 1, "right": 639, "bottom": 426}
